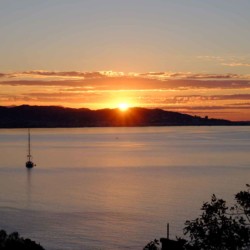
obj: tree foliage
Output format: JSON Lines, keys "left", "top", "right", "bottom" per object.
{"left": 184, "top": 185, "right": 250, "bottom": 250}
{"left": 143, "top": 239, "right": 160, "bottom": 250}
{"left": 0, "top": 230, "right": 44, "bottom": 250}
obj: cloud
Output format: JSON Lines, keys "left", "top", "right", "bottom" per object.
{"left": 0, "top": 91, "right": 102, "bottom": 104}
{"left": 2, "top": 70, "right": 250, "bottom": 82}
{"left": 196, "top": 55, "right": 224, "bottom": 61}
{"left": 1, "top": 70, "right": 249, "bottom": 121}
{"left": 139, "top": 72, "right": 242, "bottom": 80}
{"left": 164, "top": 105, "right": 232, "bottom": 110}
{"left": 2, "top": 70, "right": 128, "bottom": 81}
{"left": 164, "top": 94, "right": 250, "bottom": 104}
{"left": 197, "top": 55, "right": 250, "bottom": 69}
{"left": 214, "top": 94, "right": 250, "bottom": 100}
{"left": 230, "top": 102, "right": 250, "bottom": 106}
{"left": 0, "top": 73, "right": 6, "bottom": 77}
{"left": 1, "top": 76, "right": 250, "bottom": 91}
{"left": 222, "top": 62, "right": 250, "bottom": 67}
{"left": 21, "top": 70, "right": 107, "bottom": 79}
{"left": 157, "top": 105, "right": 250, "bottom": 111}
{"left": 0, "top": 80, "right": 82, "bottom": 87}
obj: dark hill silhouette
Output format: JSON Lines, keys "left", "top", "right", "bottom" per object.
{"left": 0, "top": 105, "right": 249, "bottom": 128}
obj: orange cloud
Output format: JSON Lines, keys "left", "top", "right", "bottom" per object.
{"left": 2, "top": 70, "right": 250, "bottom": 81}
{"left": 1, "top": 70, "right": 250, "bottom": 121}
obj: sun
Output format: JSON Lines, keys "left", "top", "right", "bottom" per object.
{"left": 118, "top": 103, "right": 129, "bottom": 111}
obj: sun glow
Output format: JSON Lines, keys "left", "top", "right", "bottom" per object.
{"left": 118, "top": 103, "right": 129, "bottom": 111}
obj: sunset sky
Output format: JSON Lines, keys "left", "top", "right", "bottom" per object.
{"left": 1, "top": 0, "right": 250, "bottom": 121}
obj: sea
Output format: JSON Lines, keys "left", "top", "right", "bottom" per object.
{"left": 0, "top": 126, "right": 249, "bottom": 250}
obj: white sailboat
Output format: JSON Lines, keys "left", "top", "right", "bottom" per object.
{"left": 26, "top": 129, "right": 35, "bottom": 169}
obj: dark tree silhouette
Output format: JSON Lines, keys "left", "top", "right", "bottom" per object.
{"left": 184, "top": 185, "right": 250, "bottom": 250}
{"left": 233, "top": 184, "right": 250, "bottom": 224}
{"left": 0, "top": 230, "right": 45, "bottom": 250}
{"left": 143, "top": 239, "right": 160, "bottom": 250}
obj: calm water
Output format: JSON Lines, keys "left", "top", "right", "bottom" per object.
{"left": 0, "top": 127, "right": 249, "bottom": 250}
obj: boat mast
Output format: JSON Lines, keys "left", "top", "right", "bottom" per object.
{"left": 27, "top": 128, "right": 31, "bottom": 161}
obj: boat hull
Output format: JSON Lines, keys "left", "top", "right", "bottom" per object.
{"left": 26, "top": 161, "right": 34, "bottom": 169}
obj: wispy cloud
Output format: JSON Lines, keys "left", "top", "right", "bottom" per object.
{"left": 168, "top": 105, "right": 250, "bottom": 111}
{"left": 1, "top": 79, "right": 250, "bottom": 91}
{"left": 163, "top": 94, "right": 250, "bottom": 104}
{"left": 139, "top": 72, "right": 243, "bottom": 80}
{"left": 1, "top": 71, "right": 107, "bottom": 81}
{"left": 196, "top": 55, "right": 225, "bottom": 62}
{"left": 0, "top": 70, "right": 128, "bottom": 81}
{"left": 197, "top": 55, "right": 250, "bottom": 69}
{"left": 22, "top": 70, "right": 106, "bottom": 78}
{"left": 230, "top": 102, "right": 250, "bottom": 106}
{"left": 222, "top": 62, "right": 250, "bottom": 67}
{"left": 1, "top": 70, "right": 250, "bottom": 81}
{"left": 1, "top": 70, "right": 250, "bottom": 91}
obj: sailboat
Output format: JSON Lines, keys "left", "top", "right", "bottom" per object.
{"left": 26, "top": 128, "right": 35, "bottom": 169}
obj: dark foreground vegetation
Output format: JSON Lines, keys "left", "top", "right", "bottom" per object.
{"left": 1, "top": 105, "right": 249, "bottom": 128}
{"left": 144, "top": 184, "right": 250, "bottom": 250}
{"left": 0, "top": 230, "right": 44, "bottom": 250}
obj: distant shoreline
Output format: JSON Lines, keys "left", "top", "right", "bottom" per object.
{"left": 1, "top": 105, "right": 250, "bottom": 128}
{"left": 1, "top": 124, "right": 250, "bottom": 129}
